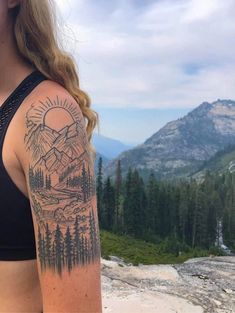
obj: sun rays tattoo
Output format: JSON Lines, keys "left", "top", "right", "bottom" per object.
{"left": 24, "top": 96, "right": 100, "bottom": 276}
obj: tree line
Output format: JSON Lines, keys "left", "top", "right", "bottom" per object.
{"left": 38, "top": 207, "right": 100, "bottom": 275}
{"left": 96, "top": 157, "right": 235, "bottom": 252}
{"left": 29, "top": 162, "right": 96, "bottom": 203}
{"left": 29, "top": 166, "right": 52, "bottom": 191}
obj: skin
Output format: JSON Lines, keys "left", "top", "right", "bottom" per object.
{"left": 0, "top": 1, "right": 102, "bottom": 312}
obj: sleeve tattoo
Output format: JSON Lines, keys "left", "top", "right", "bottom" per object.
{"left": 24, "top": 96, "right": 101, "bottom": 276}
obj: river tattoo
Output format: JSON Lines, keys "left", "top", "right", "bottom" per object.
{"left": 24, "top": 96, "right": 101, "bottom": 276}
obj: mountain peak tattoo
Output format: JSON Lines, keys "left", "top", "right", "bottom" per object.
{"left": 24, "top": 96, "right": 100, "bottom": 276}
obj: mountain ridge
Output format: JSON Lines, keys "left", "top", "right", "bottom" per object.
{"left": 103, "top": 99, "right": 235, "bottom": 180}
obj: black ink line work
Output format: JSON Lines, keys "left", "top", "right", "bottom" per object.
{"left": 24, "top": 96, "right": 101, "bottom": 275}
{"left": 37, "top": 208, "right": 100, "bottom": 275}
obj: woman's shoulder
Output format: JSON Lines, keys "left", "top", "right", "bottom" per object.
{"left": 15, "top": 75, "right": 87, "bottom": 166}
{"left": 27, "top": 78, "right": 76, "bottom": 105}
{"left": 21, "top": 76, "right": 83, "bottom": 120}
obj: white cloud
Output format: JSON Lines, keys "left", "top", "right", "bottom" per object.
{"left": 56, "top": 0, "right": 235, "bottom": 109}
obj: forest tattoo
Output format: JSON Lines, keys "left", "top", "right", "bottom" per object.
{"left": 24, "top": 96, "right": 100, "bottom": 276}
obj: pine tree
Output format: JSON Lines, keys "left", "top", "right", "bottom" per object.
{"left": 81, "top": 163, "right": 88, "bottom": 202}
{"left": 96, "top": 157, "right": 103, "bottom": 228}
{"left": 41, "top": 233, "right": 46, "bottom": 269}
{"left": 123, "top": 168, "right": 147, "bottom": 238}
{"left": 48, "top": 175, "right": 51, "bottom": 190}
{"left": 54, "top": 224, "right": 63, "bottom": 275}
{"left": 178, "top": 184, "right": 189, "bottom": 244}
{"left": 114, "top": 160, "right": 122, "bottom": 232}
{"left": 45, "top": 223, "right": 52, "bottom": 267}
{"left": 73, "top": 216, "right": 81, "bottom": 265}
{"left": 102, "top": 176, "right": 115, "bottom": 231}
{"left": 51, "top": 241, "right": 56, "bottom": 270}
{"left": 123, "top": 167, "right": 133, "bottom": 234}
{"left": 80, "top": 235, "right": 85, "bottom": 265}
{"left": 29, "top": 166, "right": 34, "bottom": 190}
{"left": 88, "top": 210, "right": 95, "bottom": 262}
{"left": 207, "top": 190, "right": 220, "bottom": 246}
{"left": 146, "top": 172, "right": 160, "bottom": 238}
{"left": 65, "top": 226, "right": 73, "bottom": 272}
{"left": 192, "top": 186, "right": 208, "bottom": 247}
{"left": 37, "top": 227, "right": 44, "bottom": 270}
{"left": 84, "top": 236, "right": 88, "bottom": 264}
{"left": 88, "top": 208, "right": 100, "bottom": 262}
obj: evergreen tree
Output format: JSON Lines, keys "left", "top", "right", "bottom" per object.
{"left": 37, "top": 227, "right": 44, "bottom": 270}
{"left": 123, "top": 167, "right": 133, "bottom": 234}
{"left": 96, "top": 157, "right": 103, "bottom": 227}
{"left": 192, "top": 186, "right": 208, "bottom": 247}
{"left": 114, "top": 160, "right": 122, "bottom": 232}
{"left": 80, "top": 235, "right": 85, "bottom": 265}
{"left": 145, "top": 172, "right": 159, "bottom": 237}
{"left": 178, "top": 183, "right": 189, "bottom": 243}
{"left": 45, "top": 223, "right": 52, "bottom": 266}
{"left": 54, "top": 224, "right": 63, "bottom": 275}
{"left": 102, "top": 176, "right": 115, "bottom": 231}
{"left": 73, "top": 215, "right": 81, "bottom": 265}
{"left": 123, "top": 168, "right": 147, "bottom": 237}
{"left": 65, "top": 226, "right": 73, "bottom": 272}
{"left": 81, "top": 163, "right": 89, "bottom": 202}
{"left": 207, "top": 190, "right": 220, "bottom": 246}
{"left": 88, "top": 208, "right": 100, "bottom": 262}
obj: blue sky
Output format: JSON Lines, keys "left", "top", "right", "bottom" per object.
{"left": 57, "top": 0, "right": 235, "bottom": 145}
{"left": 93, "top": 106, "right": 191, "bottom": 145}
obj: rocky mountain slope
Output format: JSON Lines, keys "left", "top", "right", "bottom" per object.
{"left": 104, "top": 99, "right": 235, "bottom": 180}
{"left": 192, "top": 143, "right": 235, "bottom": 180}
{"left": 101, "top": 256, "right": 235, "bottom": 313}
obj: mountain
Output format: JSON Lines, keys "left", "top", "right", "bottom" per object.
{"left": 104, "top": 99, "right": 235, "bottom": 180}
{"left": 34, "top": 147, "right": 72, "bottom": 174}
{"left": 53, "top": 122, "right": 87, "bottom": 159}
{"left": 28, "top": 120, "right": 90, "bottom": 187}
{"left": 191, "top": 143, "right": 235, "bottom": 181}
{"left": 33, "top": 147, "right": 74, "bottom": 185}
{"left": 25, "top": 124, "right": 59, "bottom": 161}
{"left": 92, "top": 133, "right": 133, "bottom": 160}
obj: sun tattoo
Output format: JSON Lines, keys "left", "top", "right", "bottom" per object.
{"left": 24, "top": 96, "right": 100, "bottom": 276}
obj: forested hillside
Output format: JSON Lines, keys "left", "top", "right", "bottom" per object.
{"left": 97, "top": 157, "right": 235, "bottom": 255}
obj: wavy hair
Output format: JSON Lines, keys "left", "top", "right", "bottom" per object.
{"left": 13, "top": 0, "right": 99, "bottom": 165}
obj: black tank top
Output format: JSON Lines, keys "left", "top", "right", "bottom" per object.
{"left": 0, "top": 70, "right": 47, "bottom": 260}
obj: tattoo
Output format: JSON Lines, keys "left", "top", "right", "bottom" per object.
{"left": 24, "top": 96, "right": 100, "bottom": 276}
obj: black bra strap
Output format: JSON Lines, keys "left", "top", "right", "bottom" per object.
{"left": 0, "top": 70, "right": 47, "bottom": 158}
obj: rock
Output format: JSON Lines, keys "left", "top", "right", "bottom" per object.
{"left": 101, "top": 256, "right": 235, "bottom": 313}
{"left": 192, "top": 274, "right": 209, "bottom": 280}
{"left": 222, "top": 288, "right": 233, "bottom": 294}
{"left": 212, "top": 299, "right": 222, "bottom": 306}
{"left": 103, "top": 291, "right": 204, "bottom": 313}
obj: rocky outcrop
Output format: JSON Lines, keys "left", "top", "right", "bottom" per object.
{"left": 101, "top": 256, "right": 235, "bottom": 313}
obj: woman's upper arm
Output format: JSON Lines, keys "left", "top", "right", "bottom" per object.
{"left": 21, "top": 89, "right": 102, "bottom": 313}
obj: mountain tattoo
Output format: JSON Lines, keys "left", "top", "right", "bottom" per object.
{"left": 24, "top": 96, "right": 101, "bottom": 276}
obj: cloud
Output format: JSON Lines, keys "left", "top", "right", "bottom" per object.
{"left": 182, "top": 0, "right": 224, "bottom": 22}
{"left": 56, "top": 0, "right": 235, "bottom": 109}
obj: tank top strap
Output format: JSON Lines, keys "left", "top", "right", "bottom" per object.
{"left": 0, "top": 70, "right": 47, "bottom": 160}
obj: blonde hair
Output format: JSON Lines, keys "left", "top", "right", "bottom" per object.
{"left": 13, "top": 0, "right": 99, "bottom": 165}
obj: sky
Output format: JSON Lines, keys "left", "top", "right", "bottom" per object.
{"left": 56, "top": 0, "right": 235, "bottom": 145}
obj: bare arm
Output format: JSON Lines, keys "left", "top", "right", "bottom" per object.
{"left": 21, "top": 90, "right": 102, "bottom": 312}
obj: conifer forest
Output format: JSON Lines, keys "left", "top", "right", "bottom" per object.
{"left": 97, "top": 158, "right": 235, "bottom": 252}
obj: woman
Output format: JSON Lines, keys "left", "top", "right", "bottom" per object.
{"left": 0, "top": 0, "right": 102, "bottom": 312}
